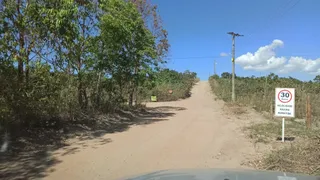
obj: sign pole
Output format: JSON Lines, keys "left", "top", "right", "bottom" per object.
{"left": 282, "top": 118, "right": 285, "bottom": 142}
{"left": 275, "top": 88, "right": 295, "bottom": 143}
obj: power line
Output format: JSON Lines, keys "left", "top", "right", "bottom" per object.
{"left": 274, "top": 0, "right": 301, "bottom": 21}
{"left": 269, "top": 0, "right": 296, "bottom": 21}
{"left": 165, "top": 56, "right": 221, "bottom": 60}
{"left": 246, "top": 0, "right": 301, "bottom": 38}
{"left": 165, "top": 52, "right": 317, "bottom": 61}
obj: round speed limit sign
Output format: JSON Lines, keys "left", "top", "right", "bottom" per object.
{"left": 277, "top": 89, "right": 293, "bottom": 103}
{"left": 275, "top": 88, "right": 295, "bottom": 118}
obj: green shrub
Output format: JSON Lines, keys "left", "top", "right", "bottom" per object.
{"left": 140, "top": 69, "right": 197, "bottom": 102}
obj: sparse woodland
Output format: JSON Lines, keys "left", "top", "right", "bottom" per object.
{"left": 0, "top": 0, "right": 197, "bottom": 140}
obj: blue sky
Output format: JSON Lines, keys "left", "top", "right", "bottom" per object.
{"left": 153, "top": 0, "right": 320, "bottom": 81}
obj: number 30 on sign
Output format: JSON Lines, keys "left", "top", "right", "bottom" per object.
{"left": 275, "top": 88, "right": 295, "bottom": 118}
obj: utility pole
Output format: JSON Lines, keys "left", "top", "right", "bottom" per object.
{"left": 227, "top": 32, "right": 243, "bottom": 102}
{"left": 214, "top": 60, "right": 217, "bottom": 75}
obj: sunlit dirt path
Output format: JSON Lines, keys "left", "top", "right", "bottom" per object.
{"left": 45, "top": 81, "right": 257, "bottom": 180}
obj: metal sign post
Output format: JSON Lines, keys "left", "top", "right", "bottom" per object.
{"left": 275, "top": 88, "right": 295, "bottom": 142}
{"left": 282, "top": 118, "right": 285, "bottom": 142}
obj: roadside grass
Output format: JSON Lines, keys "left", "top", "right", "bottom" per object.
{"left": 209, "top": 76, "right": 320, "bottom": 175}
{"left": 244, "top": 120, "right": 320, "bottom": 143}
{"left": 244, "top": 121, "right": 280, "bottom": 144}
{"left": 258, "top": 137, "right": 320, "bottom": 175}
{"left": 224, "top": 102, "right": 248, "bottom": 115}
{"left": 244, "top": 119, "right": 320, "bottom": 175}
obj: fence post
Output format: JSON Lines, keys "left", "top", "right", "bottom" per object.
{"left": 270, "top": 97, "right": 273, "bottom": 120}
{"left": 306, "top": 95, "right": 312, "bottom": 129}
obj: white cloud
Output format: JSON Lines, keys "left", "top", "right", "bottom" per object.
{"left": 236, "top": 40, "right": 320, "bottom": 74}
{"left": 220, "top": 52, "right": 229, "bottom": 57}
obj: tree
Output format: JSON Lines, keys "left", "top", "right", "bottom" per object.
{"left": 0, "top": 0, "right": 177, "bottom": 132}
{"left": 66, "top": 1, "right": 97, "bottom": 110}
{"left": 130, "top": 0, "right": 169, "bottom": 60}
{"left": 267, "top": 73, "right": 279, "bottom": 80}
{"left": 128, "top": 0, "right": 170, "bottom": 105}
{"left": 221, "top": 72, "right": 232, "bottom": 79}
{"left": 211, "top": 74, "right": 219, "bottom": 79}
{"left": 1, "top": 0, "right": 39, "bottom": 84}
{"left": 314, "top": 75, "right": 320, "bottom": 83}
{"left": 96, "top": 0, "right": 158, "bottom": 106}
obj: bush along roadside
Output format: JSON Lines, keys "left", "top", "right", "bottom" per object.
{"left": 138, "top": 69, "right": 198, "bottom": 102}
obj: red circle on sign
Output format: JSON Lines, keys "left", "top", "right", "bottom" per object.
{"left": 277, "top": 90, "right": 292, "bottom": 103}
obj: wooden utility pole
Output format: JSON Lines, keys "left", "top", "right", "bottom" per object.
{"left": 227, "top": 32, "right": 243, "bottom": 102}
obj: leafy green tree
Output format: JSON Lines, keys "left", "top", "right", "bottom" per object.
{"left": 0, "top": 0, "right": 182, "bottom": 133}
{"left": 130, "top": 0, "right": 169, "bottom": 61}
{"left": 314, "top": 75, "right": 320, "bottom": 83}
{"left": 211, "top": 74, "right": 219, "bottom": 79}
{"left": 96, "top": 0, "right": 158, "bottom": 106}
{"left": 145, "top": 69, "right": 197, "bottom": 101}
{"left": 221, "top": 72, "right": 232, "bottom": 79}
{"left": 1, "top": 0, "right": 37, "bottom": 84}
{"left": 267, "top": 73, "right": 279, "bottom": 80}
{"left": 0, "top": 0, "right": 73, "bottom": 126}
{"left": 128, "top": 0, "right": 170, "bottom": 105}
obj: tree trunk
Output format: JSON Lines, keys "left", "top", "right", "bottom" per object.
{"left": 128, "top": 83, "right": 134, "bottom": 107}
{"left": 25, "top": 60, "right": 29, "bottom": 86}
{"left": 129, "top": 62, "right": 139, "bottom": 106}
{"left": 25, "top": 42, "right": 34, "bottom": 86}
{"left": 83, "top": 86, "right": 88, "bottom": 110}
{"left": 95, "top": 72, "right": 102, "bottom": 106}
{"left": 78, "top": 73, "right": 84, "bottom": 109}
{"left": 134, "top": 86, "right": 138, "bottom": 105}
{"left": 17, "top": 0, "right": 24, "bottom": 84}
{"left": 78, "top": 72, "right": 88, "bottom": 110}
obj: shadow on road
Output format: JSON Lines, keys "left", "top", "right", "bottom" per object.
{"left": 0, "top": 105, "right": 185, "bottom": 180}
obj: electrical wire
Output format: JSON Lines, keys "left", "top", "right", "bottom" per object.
{"left": 165, "top": 56, "right": 221, "bottom": 60}
{"left": 274, "top": 0, "right": 301, "bottom": 22}
{"left": 165, "top": 53, "right": 317, "bottom": 61}
{"left": 246, "top": 0, "right": 301, "bottom": 38}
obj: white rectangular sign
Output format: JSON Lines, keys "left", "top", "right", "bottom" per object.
{"left": 275, "top": 88, "right": 295, "bottom": 118}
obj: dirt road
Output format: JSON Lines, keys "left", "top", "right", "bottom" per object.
{"left": 46, "top": 81, "right": 257, "bottom": 180}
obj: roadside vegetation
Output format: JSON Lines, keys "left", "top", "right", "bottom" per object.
{"left": 0, "top": 1, "right": 198, "bottom": 178}
{"left": 210, "top": 73, "right": 320, "bottom": 120}
{"left": 209, "top": 73, "right": 320, "bottom": 175}
{"left": 0, "top": 0, "right": 197, "bottom": 153}
{"left": 144, "top": 69, "right": 198, "bottom": 102}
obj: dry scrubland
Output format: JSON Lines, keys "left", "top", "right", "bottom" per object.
{"left": 209, "top": 74, "right": 320, "bottom": 175}
{"left": 0, "top": 0, "right": 200, "bottom": 178}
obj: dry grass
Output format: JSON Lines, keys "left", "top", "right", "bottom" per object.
{"left": 224, "top": 102, "right": 248, "bottom": 115}
{"left": 244, "top": 122, "right": 280, "bottom": 144}
{"left": 253, "top": 137, "right": 320, "bottom": 175}
{"left": 243, "top": 117, "right": 320, "bottom": 175}
{"left": 209, "top": 76, "right": 320, "bottom": 120}
{"left": 245, "top": 120, "right": 319, "bottom": 143}
{"left": 209, "top": 76, "right": 320, "bottom": 175}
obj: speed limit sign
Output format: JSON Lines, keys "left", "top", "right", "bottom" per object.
{"left": 275, "top": 88, "right": 295, "bottom": 118}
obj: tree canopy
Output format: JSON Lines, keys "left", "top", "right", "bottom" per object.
{"left": 0, "top": 0, "right": 185, "bottom": 129}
